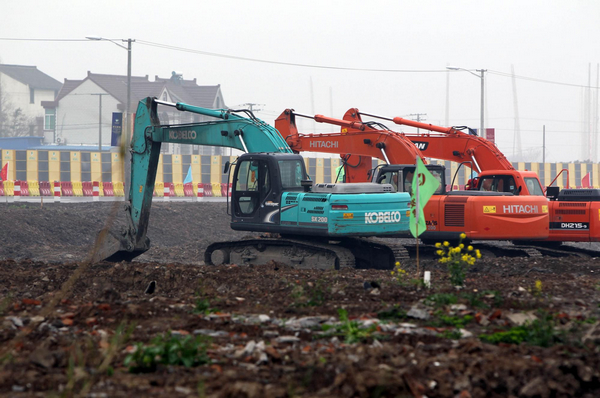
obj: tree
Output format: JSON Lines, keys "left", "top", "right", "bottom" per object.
{"left": 0, "top": 79, "right": 35, "bottom": 137}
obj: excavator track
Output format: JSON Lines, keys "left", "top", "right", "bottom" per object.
{"left": 205, "top": 237, "right": 355, "bottom": 270}
{"left": 204, "top": 236, "right": 411, "bottom": 270}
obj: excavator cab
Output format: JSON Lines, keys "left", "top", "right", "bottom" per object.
{"left": 230, "top": 152, "right": 308, "bottom": 229}
{"left": 373, "top": 164, "right": 446, "bottom": 194}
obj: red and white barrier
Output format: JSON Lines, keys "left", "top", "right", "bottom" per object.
{"left": 196, "top": 183, "right": 204, "bottom": 201}
{"left": 14, "top": 181, "right": 21, "bottom": 201}
{"left": 93, "top": 181, "right": 100, "bottom": 202}
{"left": 53, "top": 181, "right": 61, "bottom": 202}
{"left": 163, "top": 185, "right": 170, "bottom": 201}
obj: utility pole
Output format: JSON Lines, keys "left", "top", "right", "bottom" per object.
{"left": 239, "top": 103, "right": 264, "bottom": 112}
{"left": 409, "top": 113, "right": 427, "bottom": 134}
{"left": 91, "top": 93, "right": 108, "bottom": 151}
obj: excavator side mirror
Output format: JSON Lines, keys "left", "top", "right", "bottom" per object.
{"left": 223, "top": 161, "right": 230, "bottom": 174}
{"left": 301, "top": 179, "right": 313, "bottom": 192}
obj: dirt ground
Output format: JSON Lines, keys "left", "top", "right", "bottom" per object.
{"left": 1, "top": 201, "right": 600, "bottom": 397}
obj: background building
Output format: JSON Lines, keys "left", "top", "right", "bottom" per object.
{"left": 42, "top": 71, "right": 226, "bottom": 155}
{"left": 0, "top": 64, "right": 62, "bottom": 138}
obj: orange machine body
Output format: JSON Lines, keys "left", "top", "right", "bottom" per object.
{"left": 276, "top": 108, "right": 549, "bottom": 242}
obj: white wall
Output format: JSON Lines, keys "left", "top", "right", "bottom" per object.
{"left": 0, "top": 73, "right": 55, "bottom": 120}
{"left": 56, "top": 80, "right": 121, "bottom": 146}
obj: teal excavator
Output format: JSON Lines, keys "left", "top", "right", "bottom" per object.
{"left": 97, "top": 97, "right": 414, "bottom": 269}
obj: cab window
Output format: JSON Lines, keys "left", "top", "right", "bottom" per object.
{"left": 525, "top": 177, "right": 544, "bottom": 196}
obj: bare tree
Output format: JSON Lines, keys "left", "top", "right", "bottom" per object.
{"left": 0, "top": 79, "right": 35, "bottom": 137}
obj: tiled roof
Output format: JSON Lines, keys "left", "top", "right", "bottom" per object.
{"left": 0, "top": 64, "right": 62, "bottom": 90}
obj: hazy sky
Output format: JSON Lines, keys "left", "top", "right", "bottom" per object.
{"left": 2, "top": 0, "right": 599, "bottom": 163}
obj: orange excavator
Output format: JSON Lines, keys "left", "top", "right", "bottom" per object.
{"left": 275, "top": 109, "right": 550, "bottom": 243}
{"left": 348, "top": 111, "right": 600, "bottom": 243}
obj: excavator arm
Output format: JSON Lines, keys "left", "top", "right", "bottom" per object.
{"left": 275, "top": 108, "right": 425, "bottom": 182}
{"left": 342, "top": 111, "right": 515, "bottom": 173}
{"left": 95, "top": 97, "right": 292, "bottom": 262}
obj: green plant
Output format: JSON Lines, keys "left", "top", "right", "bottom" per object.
{"left": 337, "top": 308, "right": 378, "bottom": 344}
{"left": 530, "top": 280, "right": 543, "bottom": 297}
{"left": 124, "top": 331, "right": 211, "bottom": 373}
{"left": 390, "top": 262, "right": 409, "bottom": 285}
{"left": 377, "top": 305, "right": 407, "bottom": 321}
{"left": 440, "top": 329, "right": 463, "bottom": 340}
{"left": 424, "top": 293, "right": 458, "bottom": 308}
{"left": 435, "top": 234, "right": 481, "bottom": 287}
{"left": 433, "top": 311, "right": 474, "bottom": 329}
{"left": 291, "top": 280, "right": 328, "bottom": 307}
{"left": 460, "top": 292, "right": 490, "bottom": 309}
{"left": 194, "top": 297, "right": 219, "bottom": 315}
{"left": 479, "top": 312, "right": 564, "bottom": 347}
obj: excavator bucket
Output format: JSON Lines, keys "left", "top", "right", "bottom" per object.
{"left": 89, "top": 203, "right": 150, "bottom": 263}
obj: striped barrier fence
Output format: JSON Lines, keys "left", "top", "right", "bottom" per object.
{"left": 14, "top": 181, "right": 21, "bottom": 201}
{"left": 220, "top": 183, "right": 228, "bottom": 197}
{"left": 229, "top": 183, "right": 232, "bottom": 197}
{"left": 4, "top": 180, "right": 14, "bottom": 196}
{"left": 72, "top": 181, "right": 84, "bottom": 197}
{"left": 183, "top": 183, "right": 194, "bottom": 197}
{"left": 197, "top": 183, "right": 204, "bottom": 198}
{"left": 174, "top": 183, "right": 185, "bottom": 197}
{"left": 0, "top": 181, "right": 4, "bottom": 196}
{"left": 163, "top": 183, "right": 170, "bottom": 201}
{"left": 203, "top": 183, "right": 213, "bottom": 197}
{"left": 28, "top": 181, "right": 40, "bottom": 196}
{"left": 98, "top": 182, "right": 104, "bottom": 197}
{"left": 113, "top": 181, "right": 125, "bottom": 197}
{"left": 82, "top": 181, "right": 93, "bottom": 196}
{"left": 154, "top": 182, "right": 164, "bottom": 197}
{"left": 211, "top": 183, "right": 222, "bottom": 197}
{"left": 103, "top": 182, "right": 114, "bottom": 196}
{"left": 53, "top": 181, "right": 61, "bottom": 202}
{"left": 61, "top": 181, "right": 74, "bottom": 196}
{"left": 93, "top": 181, "right": 100, "bottom": 201}
{"left": 19, "top": 180, "right": 30, "bottom": 197}
{"left": 39, "top": 181, "right": 52, "bottom": 196}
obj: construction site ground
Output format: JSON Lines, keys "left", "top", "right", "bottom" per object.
{"left": 1, "top": 201, "right": 600, "bottom": 397}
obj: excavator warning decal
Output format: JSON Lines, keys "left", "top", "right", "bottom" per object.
{"left": 483, "top": 206, "right": 496, "bottom": 214}
{"left": 542, "top": 205, "right": 548, "bottom": 213}
{"left": 343, "top": 213, "right": 354, "bottom": 219}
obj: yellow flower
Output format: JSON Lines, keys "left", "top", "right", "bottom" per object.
{"left": 467, "top": 245, "right": 473, "bottom": 251}
{"left": 435, "top": 242, "right": 442, "bottom": 248}
{"left": 460, "top": 233, "right": 467, "bottom": 239}
{"left": 443, "top": 241, "right": 449, "bottom": 247}
{"left": 395, "top": 261, "right": 400, "bottom": 267}
{"left": 459, "top": 244, "right": 465, "bottom": 249}
{"left": 476, "top": 250, "right": 482, "bottom": 259}
{"left": 436, "top": 250, "right": 443, "bottom": 256}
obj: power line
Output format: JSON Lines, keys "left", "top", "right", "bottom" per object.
{"left": 0, "top": 37, "right": 87, "bottom": 42}
{"left": 1, "top": 37, "right": 598, "bottom": 88}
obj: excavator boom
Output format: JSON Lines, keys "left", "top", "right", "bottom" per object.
{"left": 96, "top": 97, "right": 292, "bottom": 262}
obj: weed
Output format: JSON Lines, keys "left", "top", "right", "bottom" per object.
{"left": 337, "top": 308, "right": 378, "bottom": 344}
{"left": 390, "top": 262, "right": 409, "bottom": 285}
{"left": 424, "top": 293, "right": 458, "bottom": 308}
{"left": 440, "top": 329, "right": 463, "bottom": 340}
{"left": 124, "top": 331, "right": 211, "bottom": 373}
{"left": 530, "top": 280, "right": 543, "bottom": 297}
{"left": 0, "top": 293, "right": 12, "bottom": 316}
{"left": 432, "top": 311, "right": 474, "bottom": 329}
{"left": 435, "top": 234, "right": 481, "bottom": 287}
{"left": 479, "top": 312, "right": 565, "bottom": 347}
{"left": 461, "top": 292, "right": 490, "bottom": 309}
{"left": 377, "top": 305, "right": 407, "bottom": 321}
{"left": 481, "top": 290, "right": 504, "bottom": 307}
{"left": 291, "top": 280, "right": 328, "bottom": 307}
{"left": 194, "top": 297, "right": 220, "bottom": 315}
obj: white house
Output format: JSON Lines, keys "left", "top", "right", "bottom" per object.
{"left": 42, "top": 71, "right": 226, "bottom": 154}
{"left": 0, "top": 64, "right": 62, "bottom": 137}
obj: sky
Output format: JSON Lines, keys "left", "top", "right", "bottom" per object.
{"left": 1, "top": 0, "right": 599, "bottom": 163}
